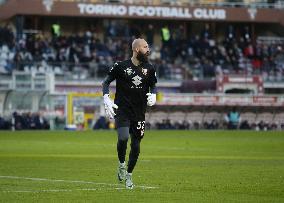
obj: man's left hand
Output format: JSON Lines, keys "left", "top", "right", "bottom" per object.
{"left": 146, "top": 93, "right": 156, "bottom": 106}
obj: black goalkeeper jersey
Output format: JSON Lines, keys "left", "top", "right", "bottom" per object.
{"left": 107, "top": 59, "right": 157, "bottom": 121}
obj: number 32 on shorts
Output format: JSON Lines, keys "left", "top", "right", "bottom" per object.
{"left": 137, "top": 121, "right": 145, "bottom": 136}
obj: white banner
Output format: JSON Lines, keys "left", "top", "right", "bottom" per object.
{"left": 158, "top": 93, "right": 283, "bottom": 106}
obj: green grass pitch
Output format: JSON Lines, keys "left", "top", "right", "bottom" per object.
{"left": 0, "top": 130, "right": 283, "bottom": 202}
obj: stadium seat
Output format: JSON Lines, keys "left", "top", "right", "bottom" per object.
{"left": 145, "top": 112, "right": 151, "bottom": 120}
{"left": 30, "top": 66, "right": 37, "bottom": 73}
{"left": 80, "top": 74, "right": 86, "bottom": 80}
{"left": 38, "top": 66, "right": 45, "bottom": 73}
{"left": 241, "top": 112, "right": 256, "bottom": 123}
{"left": 273, "top": 113, "right": 284, "bottom": 124}
{"left": 0, "top": 59, "right": 7, "bottom": 67}
{"left": 0, "top": 52, "right": 8, "bottom": 60}
{"left": 149, "top": 111, "right": 168, "bottom": 123}
{"left": 168, "top": 111, "right": 186, "bottom": 123}
{"left": 54, "top": 67, "right": 63, "bottom": 75}
{"left": 0, "top": 65, "right": 7, "bottom": 73}
{"left": 256, "top": 112, "right": 274, "bottom": 123}
{"left": 1, "top": 45, "right": 9, "bottom": 53}
{"left": 8, "top": 52, "right": 14, "bottom": 60}
{"left": 24, "top": 66, "right": 30, "bottom": 73}
{"left": 186, "top": 111, "right": 204, "bottom": 123}
{"left": 73, "top": 74, "right": 79, "bottom": 80}
{"left": 203, "top": 112, "right": 221, "bottom": 122}
{"left": 45, "top": 66, "right": 53, "bottom": 73}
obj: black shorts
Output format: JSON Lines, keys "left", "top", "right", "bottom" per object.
{"left": 115, "top": 116, "right": 145, "bottom": 139}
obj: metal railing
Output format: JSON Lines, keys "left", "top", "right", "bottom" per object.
{"left": 179, "top": 0, "right": 284, "bottom": 9}
{"left": 0, "top": 60, "right": 283, "bottom": 83}
{"left": 39, "top": 0, "right": 284, "bottom": 9}
{"left": 105, "top": 0, "right": 284, "bottom": 9}
{"left": 257, "top": 36, "right": 284, "bottom": 44}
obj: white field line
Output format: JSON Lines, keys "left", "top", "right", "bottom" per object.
{"left": 1, "top": 188, "right": 125, "bottom": 193}
{"left": 0, "top": 175, "right": 158, "bottom": 189}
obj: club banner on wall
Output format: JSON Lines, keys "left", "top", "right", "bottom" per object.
{"left": 1, "top": 0, "right": 284, "bottom": 24}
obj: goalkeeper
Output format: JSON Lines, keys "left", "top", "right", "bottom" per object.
{"left": 102, "top": 38, "right": 157, "bottom": 189}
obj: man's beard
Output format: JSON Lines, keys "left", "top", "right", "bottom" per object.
{"left": 137, "top": 51, "right": 149, "bottom": 63}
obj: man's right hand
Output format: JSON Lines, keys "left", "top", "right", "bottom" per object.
{"left": 103, "top": 94, "right": 118, "bottom": 119}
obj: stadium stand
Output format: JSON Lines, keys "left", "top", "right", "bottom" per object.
{"left": 256, "top": 112, "right": 274, "bottom": 124}
{"left": 241, "top": 112, "right": 256, "bottom": 124}
{"left": 144, "top": 110, "right": 284, "bottom": 130}
{"left": 274, "top": 112, "right": 284, "bottom": 128}
{"left": 0, "top": 23, "right": 284, "bottom": 81}
{"left": 0, "top": 0, "right": 284, "bottom": 131}
{"left": 0, "top": 111, "right": 50, "bottom": 130}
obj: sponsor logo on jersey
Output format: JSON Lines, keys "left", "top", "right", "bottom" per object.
{"left": 132, "top": 75, "right": 142, "bottom": 87}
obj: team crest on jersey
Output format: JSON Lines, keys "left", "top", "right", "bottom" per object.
{"left": 125, "top": 67, "right": 133, "bottom": 76}
{"left": 142, "top": 68, "right": 148, "bottom": 76}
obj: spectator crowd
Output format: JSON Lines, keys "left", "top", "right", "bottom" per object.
{"left": 146, "top": 119, "right": 281, "bottom": 131}
{"left": 0, "top": 22, "right": 284, "bottom": 81}
{"left": 1, "top": 112, "right": 283, "bottom": 131}
{"left": 91, "top": 115, "right": 283, "bottom": 131}
{"left": 0, "top": 111, "right": 50, "bottom": 130}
